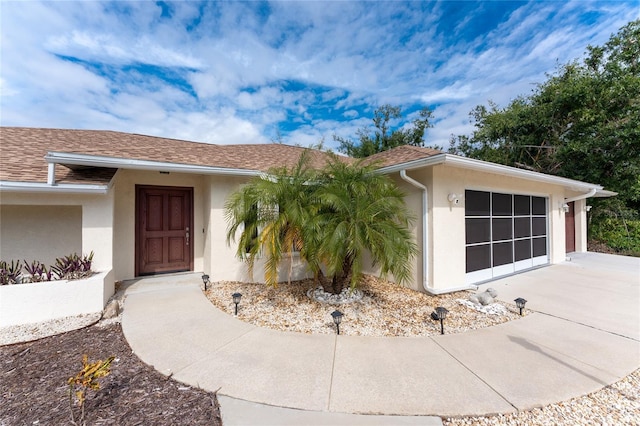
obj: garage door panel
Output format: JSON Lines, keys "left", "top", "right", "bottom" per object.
{"left": 493, "top": 241, "right": 513, "bottom": 267}
{"left": 533, "top": 237, "right": 547, "bottom": 257}
{"left": 492, "top": 218, "right": 513, "bottom": 241}
{"left": 532, "top": 217, "right": 546, "bottom": 236}
{"left": 466, "top": 245, "right": 491, "bottom": 273}
{"left": 466, "top": 218, "right": 490, "bottom": 244}
{"left": 492, "top": 193, "right": 512, "bottom": 216}
{"left": 514, "top": 195, "right": 531, "bottom": 215}
{"left": 514, "top": 239, "right": 532, "bottom": 261}
{"left": 532, "top": 197, "right": 546, "bottom": 215}
{"left": 514, "top": 217, "right": 531, "bottom": 238}
{"left": 465, "top": 191, "right": 491, "bottom": 216}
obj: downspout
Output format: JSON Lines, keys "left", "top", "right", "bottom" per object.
{"left": 399, "top": 170, "right": 429, "bottom": 292}
{"left": 47, "top": 163, "right": 56, "bottom": 186}
{"left": 400, "top": 170, "right": 478, "bottom": 295}
{"left": 564, "top": 188, "right": 597, "bottom": 203}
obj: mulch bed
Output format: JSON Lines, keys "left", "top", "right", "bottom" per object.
{"left": 0, "top": 323, "right": 222, "bottom": 425}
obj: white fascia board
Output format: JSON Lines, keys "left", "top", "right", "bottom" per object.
{"left": 0, "top": 181, "right": 109, "bottom": 194}
{"left": 45, "top": 152, "right": 260, "bottom": 177}
{"left": 594, "top": 189, "right": 618, "bottom": 197}
{"left": 377, "top": 153, "right": 603, "bottom": 192}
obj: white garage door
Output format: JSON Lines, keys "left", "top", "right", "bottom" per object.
{"left": 465, "top": 190, "right": 549, "bottom": 285}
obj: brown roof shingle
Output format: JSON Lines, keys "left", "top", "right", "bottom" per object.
{"left": 364, "top": 144, "right": 442, "bottom": 168}
{"left": 0, "top": 127, "right": 339, "bottom": 185}
{"left": 0, "top": 127, "right": 442, "bottom": 186}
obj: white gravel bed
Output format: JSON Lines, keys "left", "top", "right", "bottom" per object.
{"left": 444, "top": 368, "right": 640, "bottom": 425}
{"left": 0, "top": 312, "right": 102, "bottom": 345}
{"left": 205, "top": 275, "right": 525, "bottom": 337}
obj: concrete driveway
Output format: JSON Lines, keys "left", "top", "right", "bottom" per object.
{"left": 121, "top": 252, "right": 639, "bottom": 424}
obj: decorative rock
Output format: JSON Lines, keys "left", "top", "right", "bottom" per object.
{"left": 103, "top": 300, "right": 120, "bottom": 319}
{"left": 469, "top": 288, "right": 498, "bottom": 306}
{"left": 458, "top": 298, "right": 508, "bottom": 316}
{"left": 307, "top": 286, "right": 363, "bottom": 305}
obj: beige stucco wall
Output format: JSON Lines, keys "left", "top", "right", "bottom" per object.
{"left": 111, "top": 169, "right": 206, "bottom": 281}
{"left": 574, "top": 198, "right": 588, "bottom": 253}
{"left": 374, "top": 165, "right": 583, "bottom": 293}
{"left": 0, "top": 190, "right": 114, "bottom": 273}
{"left": 428, "top": 164, "right": 571, "bottom": 291}
{"left": 0, "top": 270, "right": 114, "bottom": 327}
{"left": 0, "top": 205, "right": 82, "bottom": 265}
{"left": 204, "top": 175, "right": 312, "bottom": 284}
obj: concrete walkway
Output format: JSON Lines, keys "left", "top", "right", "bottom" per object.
{"left": 121, "top": 252, "right": 639, "bottom": 424}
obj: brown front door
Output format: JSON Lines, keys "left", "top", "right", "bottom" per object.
{"left": 136, "top": 185, "right": 193, "bottom": 276}
{"left": 565, "top": 201, "right": 575, "bottom": 253}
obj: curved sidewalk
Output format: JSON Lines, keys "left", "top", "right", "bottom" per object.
{"left": 122, "top": 253, "right": 639, "bottom": 421}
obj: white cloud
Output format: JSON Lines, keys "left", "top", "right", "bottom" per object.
{"left": 1, "top": 0, "right": 637, "bottom": 151}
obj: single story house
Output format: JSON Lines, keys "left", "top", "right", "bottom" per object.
{"left": 0, "top": 127, "right": 614, "bottom": 323}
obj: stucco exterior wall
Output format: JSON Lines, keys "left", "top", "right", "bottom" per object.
{"left": 574, "top": 198, "right": 588, "bottom": 253}
{"left": 0, "top": 270, "right": 113, "bottom": 327}
{"left": 204, "top": 175, "right": 312, "bottom": 284}
{"left": 111, "top": 169, "right": 206, "bottom": 281}
{"left": 0, "top": 205, "right": 82, "bottom": 265}
{"left": 429, "top": 164, "right": 570, "bottom": 291}
{"left": 0, "top": 191, "right": 114, "bottom": 273}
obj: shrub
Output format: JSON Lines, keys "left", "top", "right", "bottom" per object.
{"left": 0, "top": 260, "right": 23, "bottom": 285}
{"left": 53, "top": 252, "right": 94, "bottom": 281}
{"left": 589, "top": 218, "right": 640, "bottom": 257}
{"left": 0, "top": 252, "right": 95, "bottom": 285}
{"left": 68, "top": 354, "right": 115, "bottom": 426}
{"left": 23, "top": 260, "right": 54, "bottom": 283}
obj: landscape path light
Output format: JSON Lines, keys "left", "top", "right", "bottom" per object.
{"left": 201, "top": 274, "right": 210, "bottom": 291}
{"left": 514, "top": 297, "right": 527, "bottom": 316}
{"left": 331, "top": 310, "right": 343, "bottom": 335}
{"left": 435, "top": 307, "right": 449, "bottom": 335}
{"left": 232, "top": 292, "right": 242, "bottom": 315}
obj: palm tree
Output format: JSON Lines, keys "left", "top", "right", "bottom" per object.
{"left": 225, "top": 153, "right": 417, "bottom": 294}
{"left": 225, "top": 152, "right": 320, "bottom": 286}
{"left": 315, "top": 158, "right": 417, "bottom": 293}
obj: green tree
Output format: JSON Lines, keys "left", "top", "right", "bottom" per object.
{"left": 225, "top": 154, "right": 417, "bottom": 294}
{"left": 335, "top": 105, "right": 434, "bottom": 157}
{"left": 450, "top": 20, "right": 640, "bottom": 213}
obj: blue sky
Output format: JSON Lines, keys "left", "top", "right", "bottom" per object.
{"left": 1, "top": 1, "right": 637, "bottom": 150}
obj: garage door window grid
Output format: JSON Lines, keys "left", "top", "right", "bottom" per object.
{"left": 465, "top": 190, "right": 548, "bottom": 281}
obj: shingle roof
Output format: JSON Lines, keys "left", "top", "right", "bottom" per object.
{"left": 0, "top": 127, "right": 443, "bottom": 186}
{"left": 0, "top": 127, "right": 339, "bottom": 185}
{"left": 364, "top": 144, "right": 442, "bottom": 168}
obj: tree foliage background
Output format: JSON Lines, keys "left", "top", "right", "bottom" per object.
{"left": 450, "top": 20, "right": 640, "bottom": 255}
{"left": 334, "top": 105, "right": 435, "bottom": 157}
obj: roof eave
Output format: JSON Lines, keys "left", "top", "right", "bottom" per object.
{"left": 0, "top": 181, "right": 110, "bottom": 194}
{"left": 45, "top": 152, "right": 261, "bottom": 177}
{"left": 379, "top": 153, "right": 605, "bottom": 192}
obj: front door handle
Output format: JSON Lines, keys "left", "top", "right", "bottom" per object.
{"left": 186, "top": 227, "right": 190, "bottom": 246}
